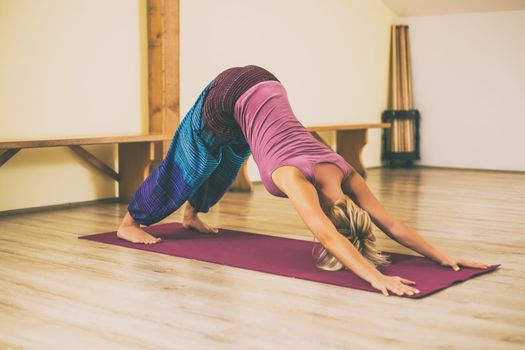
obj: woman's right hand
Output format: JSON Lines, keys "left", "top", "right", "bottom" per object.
{"left": 369, "top": 274, "right": 420, "bottom": 297}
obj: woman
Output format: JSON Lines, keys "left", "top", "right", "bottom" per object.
{"left": 117, "top": 65, "right": 489, "bottom": 297}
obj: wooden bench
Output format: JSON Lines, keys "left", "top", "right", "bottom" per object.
{"left": 0, "top": 134, "right": 172, "bottom": 203}
{"left": 229, "top": 122, "right": 391, "bottom": 192}
{"left": 1, "top": 122, "right": 390, "bottom": 204}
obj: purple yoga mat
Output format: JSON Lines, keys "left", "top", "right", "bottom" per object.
{"left": 79, "top": 222, "right": 500, "bottom": 298}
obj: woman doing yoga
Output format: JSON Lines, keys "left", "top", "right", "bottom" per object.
{"left": 117, "top": 65, "right": 489, "bottom": 297}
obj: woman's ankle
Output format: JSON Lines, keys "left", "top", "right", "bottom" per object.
{"left": 121, "top": 212, "right": 139, "bottom": 227}
{"left": 183, "top": 202, "right": 198, "bottom": 220}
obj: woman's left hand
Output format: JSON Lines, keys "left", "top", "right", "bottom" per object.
{"left": 439, "top": 256, "right": 490, "bottom": 271}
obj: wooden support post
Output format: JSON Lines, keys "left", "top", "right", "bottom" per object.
{"left": 114, "top": 0, "right": 179, "bottom": 203}
{"left": 147, "top": 0, "right": 179, "bottom": 169}
{"left": 118, "top": 142, "right": 155, "bottom": 203}
{"left": 336, "top": 129, "right": 368, "bottom": 178}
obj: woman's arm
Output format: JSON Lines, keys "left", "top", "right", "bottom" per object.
{"left": 342, "top": 165, "right": 489, "bottom": 270}
{"left": 279, "top": 170, "right": 420, "bottom": 296}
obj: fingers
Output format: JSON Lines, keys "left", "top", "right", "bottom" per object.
{"left": 457, "top": 259, "right": 490, "bottom": 269}
{"left": 388, "top": 286, "right": 410, "bottom": 296}
{"left": 398, "top": 277, "right": 416, "bottom": 285}
{"left": 397, "top": 276, "right": 420, "bottom": 293}
{"left": 380, "top": 286, "right": 420, "bottom": 297}
{"left": 387, "top": 284, "right": 420, "bottom": 296}
{"left": 442, "top": 259, "right": 460, "bottom": 271}
{"left": 375, "top": 277, "right": 422, "bottom": 297}
{"left": 445, "top": 257, "right": 491, "bottom": 271}
{"left": 440, "top": 257, "right": 460, "bottom": 271}
{"left": 389, "top": 287, "right": 403, "bottom": 296}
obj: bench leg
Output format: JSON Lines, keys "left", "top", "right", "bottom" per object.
{"left": 69, "top": 145, "right": 119, "bottom": 181}
{"left": 229, "top": 129, "right": 369, "bottom": 191}
{"left": 229, "top": 160, "right": 252, "bottom": 192}
{"left": 336, "top": 129, "right": 368, "bottom": 179}
{"left": 0, "top": 149, "right": 21, "bottom": 167}
{"left": 310, "top": 131, "right": 331, "bottom": 148}
{"left": 118, "top": 142, "right": 154, "bottom": 203}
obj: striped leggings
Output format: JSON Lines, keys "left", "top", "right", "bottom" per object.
{"left": 127, "top": 82, "right": 251, "bottom": 226}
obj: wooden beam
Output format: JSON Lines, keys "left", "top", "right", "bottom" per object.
{"left": 336, "top": 129, "right": 368, "bottom": 179}
{"left": 0, "top": 149, "right": 21, "bottom": 167}
{"left": 68, "top": 145, "right": 120, "bottom": 182}
{"left": 114, "top": 0, "right": 179, "bottom": 204}
{"left": 147, "top": 0, "right": 179, "bottom": 166}
{"left": 0, "top": 134, "right": 171, "bottom": 150}
{"left": 306, "top": 123, "right": 390, "bottom": 132}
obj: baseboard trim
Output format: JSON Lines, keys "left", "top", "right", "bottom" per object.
{"left": 0, "top": 197, "right": 121, "bottom": 217}
{"left": 415, "top": 165, "right": 525, "bottom": 174}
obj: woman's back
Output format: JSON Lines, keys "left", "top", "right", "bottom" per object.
{"left": 234, "top": 79, "right": 350, "bottom": 198}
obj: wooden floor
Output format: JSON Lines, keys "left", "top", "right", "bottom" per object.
{"left": 1, "top": 167, "right": 524, "bottom": 350}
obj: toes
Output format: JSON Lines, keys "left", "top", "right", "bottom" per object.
{"left": 140, "top": 238, "right": 159, "bottom": 244}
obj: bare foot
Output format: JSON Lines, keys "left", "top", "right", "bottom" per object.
{"left": 117, "top": 213, "right": 162, "bottom": 244}
{"left": 182, "top": 201, "right": 219, "bottom": 234}
{"left": 182, "top": 215, "right": 219, "bottom": 234}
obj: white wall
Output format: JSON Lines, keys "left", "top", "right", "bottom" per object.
{"left": 0, "top": 0, "right": 147, "bottom": 211}
{"left": 180, "top": 0, "right": 397, "bottom": 181}
{"left": 1, "top": 0, "right": 397, "bottom": 212}
{"left": 400, "top": 10, "right": 525, "bottom": 171}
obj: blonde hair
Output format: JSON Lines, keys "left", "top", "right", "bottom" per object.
{"left": 312, "top": 195, "right": 391, "bottom": 271}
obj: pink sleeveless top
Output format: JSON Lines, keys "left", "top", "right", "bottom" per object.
{"left": 233, "top": 80, "right": 351, "bottom": 198}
